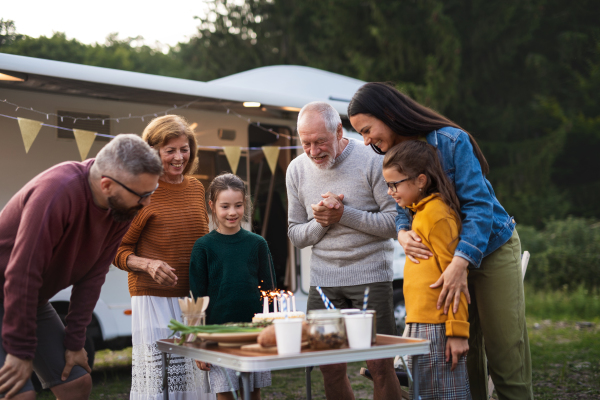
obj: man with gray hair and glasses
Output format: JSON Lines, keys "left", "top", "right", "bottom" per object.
{"left": 0, "top": 134, "right": 162, "bottom": 400}
{"left": 286, "top": 102, "right": 402, "bottom": 399}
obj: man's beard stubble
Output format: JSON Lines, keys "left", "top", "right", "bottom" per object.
{"left": 108, "top": 195, "right": 143, "bottom": 222}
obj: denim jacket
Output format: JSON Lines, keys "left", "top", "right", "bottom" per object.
{"left": 395, "top": 126, "right": 515, "bottom": 268}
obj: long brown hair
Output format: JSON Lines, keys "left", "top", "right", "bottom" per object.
{"left": 383, "top": 140, "right": 463, "bottom": 234}
{"left": 141, "top": 115, "right": 198, "bottom": 175}
{"left": 207, "top": 173, "right": 252, "bottom": 230}
{"left": 349, "top": 82, "right": 489, "bottom": 175}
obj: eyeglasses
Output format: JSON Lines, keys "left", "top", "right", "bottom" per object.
{"left": 102, "top": 175, "right": 158, "bottom": 204}
{"left": 385, "top": 177, "right": 411, "bottom": 193}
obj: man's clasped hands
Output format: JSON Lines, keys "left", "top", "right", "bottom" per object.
{"left": 311, "top": 191, "right": 345, "bottom": 227}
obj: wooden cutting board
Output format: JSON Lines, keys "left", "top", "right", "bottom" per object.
{"left": 240, "top": 342, "right": 309, "bottom": 353}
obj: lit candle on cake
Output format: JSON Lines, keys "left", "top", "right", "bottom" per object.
{"left": 263, "top": 295, "right": 269, "bottom": 314}
{"left": 273, "top": 293, "right": 278, "bottom": 313}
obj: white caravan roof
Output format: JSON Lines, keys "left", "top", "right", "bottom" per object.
{"left": 0, "top": 53, "right": 364, "bottom": 117}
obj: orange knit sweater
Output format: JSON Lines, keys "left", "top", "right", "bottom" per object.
{"left": 114, "top": 176, "right": 209, "bottom": 297}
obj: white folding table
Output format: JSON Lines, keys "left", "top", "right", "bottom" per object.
{"left": 157, "top": 334, "right": 429, "bottom": 400}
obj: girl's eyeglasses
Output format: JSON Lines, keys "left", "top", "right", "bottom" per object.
{"left": 385, "top": 177, "right": 411, "bottom": 193}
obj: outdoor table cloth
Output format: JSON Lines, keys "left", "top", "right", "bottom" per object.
{"left": 157, "top": 334, "right": 430, "bottom": 400}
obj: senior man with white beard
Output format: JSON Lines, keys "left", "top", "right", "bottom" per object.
{"left": 286, "top": 101, "right": 402, "bottom": 400}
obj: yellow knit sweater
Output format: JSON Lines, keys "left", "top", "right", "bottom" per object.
{"left": 114, "top": 176, "right": 209, "bottom": 297}
{"left": 403, "top": 193, "right": 470, "bottom": 338}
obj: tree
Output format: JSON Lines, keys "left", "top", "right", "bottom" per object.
{"left": 2, "top": 1, "right": 599, "bottom": 225}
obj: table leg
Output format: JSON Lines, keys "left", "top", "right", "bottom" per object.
{"left": 412, "top": 355, "right": 420, "bottom": 400}
{"left": 241, "top": 372, "right": 251, "bottom": 400}
{"left": 305, "top": 366, "right": 313, "bottom": 400}
{"left": 161, "top": 352, "right": 169, "bottom": 400}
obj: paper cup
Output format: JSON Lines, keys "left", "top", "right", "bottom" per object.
{"left": 341, "top": 309, "right": 377, "bottom": 344}
{"left": 344, "top": 313, "right": 373, "bottom": 349}
{"left": 274, "top": 318, "right": 303, "bottom": 355}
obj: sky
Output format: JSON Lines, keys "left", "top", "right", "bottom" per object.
{"left": 2, "top": 0, "right": 210, "bottom": 50}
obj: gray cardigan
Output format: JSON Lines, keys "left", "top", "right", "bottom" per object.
{"left": 286, "top": 139, "right": 397, "bottom": 287}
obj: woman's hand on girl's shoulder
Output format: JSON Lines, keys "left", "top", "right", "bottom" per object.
{"left": 397, "top": 230, "right": 432, "bottom": 263}
{"left": 445, "top": 337, "right": 469, "bottom": 371}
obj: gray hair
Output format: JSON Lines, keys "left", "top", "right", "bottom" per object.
{"left": 297, "top": 101, "right": 342, "bottom": 135}
{"left": 93, "top": 134, "right": 163, "bottom": 178}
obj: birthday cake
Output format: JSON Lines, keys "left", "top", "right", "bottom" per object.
{"left": 252, "top": 311, "right": 306, "bottom": 322}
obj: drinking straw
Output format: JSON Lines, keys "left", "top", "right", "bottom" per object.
{"left": 362, "top": 286, "right": 370, "bottom": 314}
{"left": 316, "top": 286, "right": 335, "bottom": 309}
{"left": 281, "top": 290, "right": 288, "bottom": 318}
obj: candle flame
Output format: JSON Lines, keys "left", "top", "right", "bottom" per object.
{"left": 260, "top": 290, "right": 285, "bottom": 303}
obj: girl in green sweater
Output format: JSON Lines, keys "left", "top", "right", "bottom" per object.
{"left": 190, "top": 173, "right": 276, "bottom": 400}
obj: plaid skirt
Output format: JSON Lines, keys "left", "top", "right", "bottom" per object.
{"left": 407, "top": 323, "right": 471, "bottom": 400}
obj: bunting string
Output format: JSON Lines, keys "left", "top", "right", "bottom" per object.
{"left": 0, "top": 113, "right": 301, "bottom": 149}
{"left": 1, "top": 111, "right": 301, "bottom": 167}
{"left": 1, "top": 98, "right": 199, "bottom": 123}
{"left": 1, "top": 97, "right": 297, "bottom": 140}
{"left": 222, "top": 105, "right": 294, "bottom": 140}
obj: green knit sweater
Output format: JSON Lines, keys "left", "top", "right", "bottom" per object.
{"left": 189, "top": 228, "right": 276, "bottom": 325}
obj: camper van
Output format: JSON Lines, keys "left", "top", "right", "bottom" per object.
{"left": 0, "top": 54, "right": 406, "bottom": 367}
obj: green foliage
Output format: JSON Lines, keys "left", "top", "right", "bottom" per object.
{"left": 2, "top": 0, "right": 600, "bottom": 226}
{"left": 525, "top": 284, "right": 600, "bottom": 321}
{"left": 519, "top": 218, "right": 600, "bottom": 290}
{"left": 1, "top": 31, "right": 182, "bottom": 77}
{"left": 0, "top": 19, "right": 23, "bottom": 47}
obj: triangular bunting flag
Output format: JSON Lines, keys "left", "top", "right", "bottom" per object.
{"left": 73, "top": 129, "right": 97, "bottom": 161}
{"left": 223, "top": 146, "right": 242, "bottom": 174}
{"left": 17, "top": 118, "right": 42, "bottom": 153}
{"left": 262, "top": 146, "right": 280, "bottom": 175}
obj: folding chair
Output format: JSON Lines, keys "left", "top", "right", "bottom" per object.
{"left": 487, "top": 251, "right": 530, "bottom": 399}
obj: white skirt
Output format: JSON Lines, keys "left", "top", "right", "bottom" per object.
{"left": 130, "top": 295, "right": 216, "bottom": 400}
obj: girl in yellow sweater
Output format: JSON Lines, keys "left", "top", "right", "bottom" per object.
{"left": 382, "top": 140, "right": 471, "bottom": 400}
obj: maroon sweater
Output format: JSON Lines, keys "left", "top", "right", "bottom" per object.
{"left": 0, "top": 159, "right": 132, "bottom": 359}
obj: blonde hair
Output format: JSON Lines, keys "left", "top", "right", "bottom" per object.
{"left": 141, "top": 115, "right": 197, "bottom": 175}
{"left": 208, "top": 173, "right": 252, "bottom": 230}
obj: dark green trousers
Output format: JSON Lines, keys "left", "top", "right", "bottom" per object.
{"left": 467, "top": 230, "right": 534, "bottom": 400}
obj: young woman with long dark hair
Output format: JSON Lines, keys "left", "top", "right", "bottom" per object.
{"left": 348, "top": 82, "right": 532, "bottom": 400}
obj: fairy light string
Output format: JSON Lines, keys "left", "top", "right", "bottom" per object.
{"left": 0, "top": 112, "right": 301, "bottom": 150}
{"left": 0, "top": 97, "right": 297, "bottom": 141}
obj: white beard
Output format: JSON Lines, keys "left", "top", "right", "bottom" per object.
{"left": 310, "top": 153, "right": 335, "bottom": 170}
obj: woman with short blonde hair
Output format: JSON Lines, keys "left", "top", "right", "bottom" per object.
{"left": 115, "top": 115, "right": 214, "bottom": 400}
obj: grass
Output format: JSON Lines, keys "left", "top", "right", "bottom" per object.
{"left": 528, "top": 319, "right": 600, "bottom": 399}
{"left": 35, "top": 287, "right": 599, "bottom": 399}
{"left": 525, "top": 284, "right": 600, "bottom": 321}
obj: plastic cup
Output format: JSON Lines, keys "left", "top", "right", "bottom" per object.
{"left": 343, "top": 313, "right": 373, "bottom": 349}
{"left": 274, "top": 318, "right": 303, "bottom": 355}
